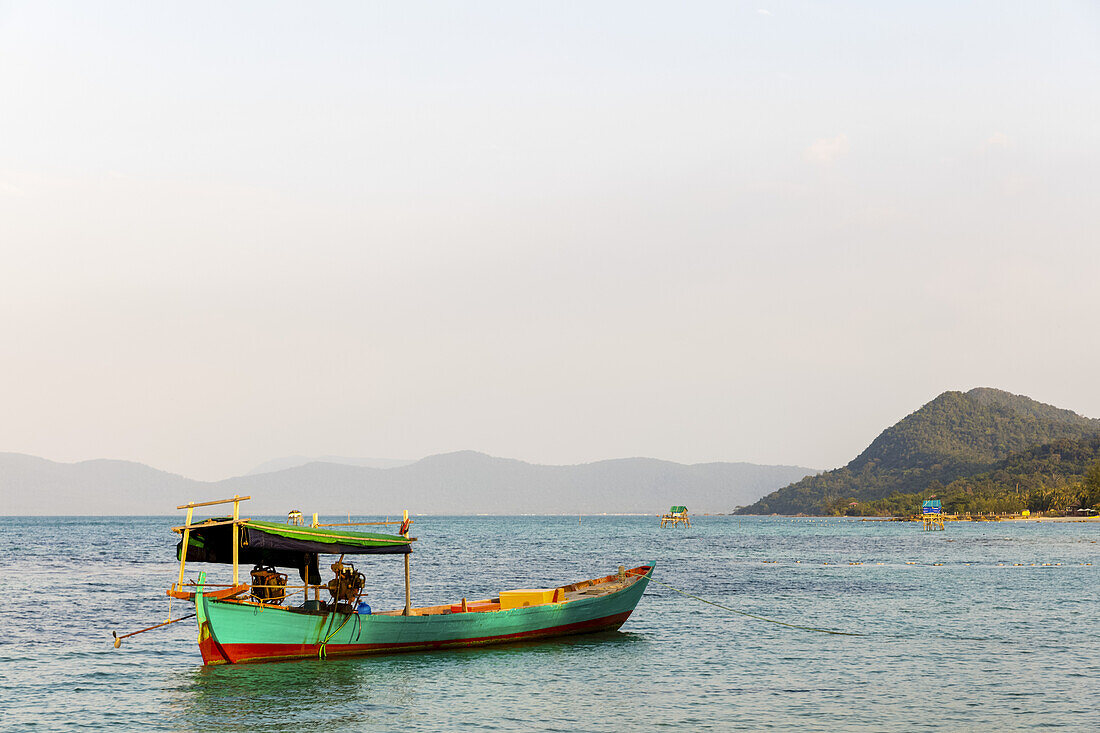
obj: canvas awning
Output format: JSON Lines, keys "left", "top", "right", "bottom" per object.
{"left": 175, "top": 518, "right": 413, "bottom": 582}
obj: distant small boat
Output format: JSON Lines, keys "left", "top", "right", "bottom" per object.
{"left": 153, "top": 496, "right": 653, "bottom": 665}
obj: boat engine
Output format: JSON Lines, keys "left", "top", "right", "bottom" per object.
{"left": 327, "top": 558, "right": 365, "bottom": 611}
{"left": 250, "top": 565, "right": 288, "bottom": 605}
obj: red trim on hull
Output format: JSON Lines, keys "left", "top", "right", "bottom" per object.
{"left": 198, "top": 622, "right": 231, "bottom": 665}
{"left": 217, "top": 610, "right": 634, "bottom": 664}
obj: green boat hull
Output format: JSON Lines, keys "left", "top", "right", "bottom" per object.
{"left": 195, "top": 563, "right": 654, "bottom": 664}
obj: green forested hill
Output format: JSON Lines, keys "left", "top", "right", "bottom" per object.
{"left": 858, "top": 435, "right": 1100, "bottom": 516}
{"left": 738, "top": 388, "right": 1100, "bottom": 515}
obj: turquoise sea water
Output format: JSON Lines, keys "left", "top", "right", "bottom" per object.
{"left": 1, "top": 515, "right": 1097, "bottom": 731}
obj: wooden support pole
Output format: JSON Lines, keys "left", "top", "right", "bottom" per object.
{"left": 403, "top": 509, "right": 412, "bottom": 616}
{"left": 176, "top": 506, "right": 193, "bottom": 592}
{"left": 232, "top": 495, "right": 240, "bottom": 587}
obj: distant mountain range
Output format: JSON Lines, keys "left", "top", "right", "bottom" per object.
{"left": 739, "top": 388, "right": 1100, "bottom": 516}
{"left": 0, "top": 450, "right": 816, "bottom": 516}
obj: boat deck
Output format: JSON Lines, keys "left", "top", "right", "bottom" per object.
{"left": 375, "top": 566, "right": 645, "bottom": 616}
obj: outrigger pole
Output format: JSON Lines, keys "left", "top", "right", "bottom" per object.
{"left": 113, "top": 614, "right": 196, "bottom": 648}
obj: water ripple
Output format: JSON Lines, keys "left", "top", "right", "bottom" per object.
{"left": 1, "top": 515, "right": 1097, "bottom": 731}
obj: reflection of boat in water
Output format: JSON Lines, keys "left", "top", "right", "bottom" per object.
{"left": 156, "top": 496, "right": 653, "bottom": 665}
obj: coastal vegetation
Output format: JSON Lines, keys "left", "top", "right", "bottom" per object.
{"left": 738, "top": 388, "right": 1100, "bottom": 516}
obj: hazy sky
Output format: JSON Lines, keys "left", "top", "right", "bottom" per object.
{"left": 1, "top": 1, "right": 1098, "bottom": 481}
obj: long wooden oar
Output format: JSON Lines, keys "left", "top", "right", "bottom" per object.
{"left": 112, "top": 614, "right": 196, "bottom": 648}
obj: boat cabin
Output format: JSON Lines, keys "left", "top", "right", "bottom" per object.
{"left": 170, "top": 496, "right": 419, "bottom": 614}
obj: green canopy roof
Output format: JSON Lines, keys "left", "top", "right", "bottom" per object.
{"left": 177, "top": 518, "right": 413, "bottom": 577}
{"left": 243, "top": 520, "right": 413, "bottom": 551}
{"left": 669, "top": 506, "right": 687, "bottom": 513}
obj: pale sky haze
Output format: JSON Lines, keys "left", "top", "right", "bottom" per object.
{"left": 1, "top": 1, "right": 1098, "bottom": 480}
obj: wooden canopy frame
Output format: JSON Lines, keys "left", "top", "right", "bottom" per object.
{"left": 170, "top": 496, "right": 416, "bottom": 614}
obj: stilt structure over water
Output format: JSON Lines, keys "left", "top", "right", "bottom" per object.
{"left": 661, "top": 506, "right": 691, "bottom": 528}
{"left": 922, "top": 500, "right": 945, "bottom": 530}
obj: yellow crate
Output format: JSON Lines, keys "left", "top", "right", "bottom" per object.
{"left": 499, "top": 588, "right": 557, "bottom": 609}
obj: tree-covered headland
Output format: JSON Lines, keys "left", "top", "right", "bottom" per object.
{"left": 738, "top": 388, "right": 1100, "bottom": 516}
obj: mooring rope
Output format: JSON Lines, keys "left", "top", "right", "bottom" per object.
{"left": 318, "top": 611, "right": 354, "bottom": 659}
{"left": 636, "top": 573, "right": 863, "bottom": 637}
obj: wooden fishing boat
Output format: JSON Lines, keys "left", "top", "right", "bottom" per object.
{"left": 151, "top": 496, "right": 653, "bottom": 665}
